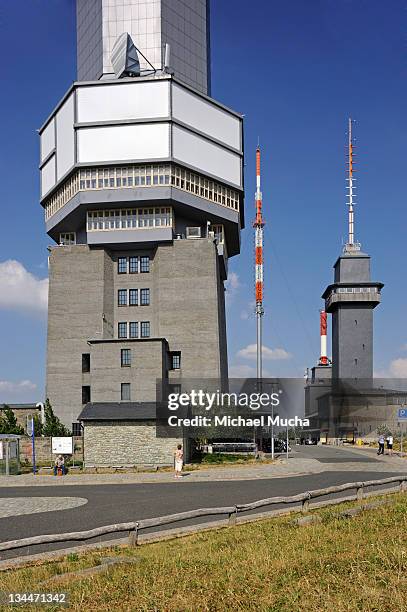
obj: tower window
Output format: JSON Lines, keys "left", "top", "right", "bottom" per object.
{"left": 170, "top": 352, "right": 181, "bottom": 370}
{"left": 82, "top": 354, "right": 90, "bottom": 373}
{"left": 118, "top": 322, "right": 127, "bottom": 338}
{"left": 140, "top": 256, "right": 150, "bottom": 273}
{"left": 121, "top": 349, "right": 131, "bottom": 367}
{"left": 129, "top": 256, "right": 139, "bottom": 274}
{"left": 141, "top": 321, "right": 150, "bottom": 338}
{"left": 82, "top": 386, "right": 91, "bottom": 404}
{"left": 121, "top": 383, "right": 131, "bottom": 401}
{"left": 59, "top": 233, "right": 76, "bottom": 245}
{"left": 118, "top": 257, "right": 127, "bottom": 274}
{"left": 118, "top": 289, "right": 127, "bottom": 306}
{"left": 129, "top": 289, "right": 138, "bottom": 306}
{"left": 129, "top": 322, "right": 139, "bottom": 338}
{"left": 140, "top": 288, "right": 150, "bottom": 305}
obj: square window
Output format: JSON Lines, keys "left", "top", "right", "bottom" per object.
{"left": 121, "top": 383, "right": 131, "bottom": 401}
{"left": 129, "top": 322, "right": 139, "bottom": 338}
{"left": 141, "top": 321, "right": 150, "bottom": 338}
{"left": 129, "top": 289, "right": 138, "bottom": 306}
{"left": 118, "top": 289, "right": 127, "bottom": 306}
{"left": 140, "top": 256, "right": 150, "bottom": 273}
{"left": 121, "top": 349, "right": 131, "bottom": 367}
{"left": 140, "top": 288, "right": 150, "bottom": 305}
{"left": 118, "top": 257, "right": 127, "bottom": 274}
{"left": 118, "top": 322, "right": 127, "bottom": 338}
{"left": 129, "top": 256, "right": 139, "bottom": 274}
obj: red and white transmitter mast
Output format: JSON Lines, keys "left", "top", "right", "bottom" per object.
{"left": 254, "top": 146, "right": 265, "bottom": 379}
{"left": 319, "top": 310, "right": 328, "bottom": 366}
{"left": 346, "top": 117, "right": 358, "bottom": 250}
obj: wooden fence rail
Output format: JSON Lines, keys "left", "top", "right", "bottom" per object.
{"left": 0, "top": 475, "right": 406, "bottom": 553}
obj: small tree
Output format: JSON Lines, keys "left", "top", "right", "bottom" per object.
{"left": 0, "top": 405, "right": 24, "bottom": 435}
{"left": 42, "top": 399, "right": 71, "bottom": 437}
{"left": 377, "top": 424, "right": 392, "bottom": 437}
{"left": 33, "top": 413, "right": 44, "bottom": 437}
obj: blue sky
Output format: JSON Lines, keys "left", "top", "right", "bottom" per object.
{"left": 0, "top": 0, "right": 405, "bottom": 402}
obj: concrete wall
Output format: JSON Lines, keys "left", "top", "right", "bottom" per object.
{"left": 155, "top": 237, "right": 226, "bottom": 381}
{"left": 334, "top": 254, "right": 371, "bottom": 283}
{"left": 83, "top": 421, "right": 180, "bottom": 466}
{"left": 89, "top": 340, "right": 166, "bottom": 402}
{"left": 47, "top": 237, "right": 228, "bottom": 425}
{"left": 332, "top": 305, "right": 373, "bottom": 380}
{"left": 46, "top": 245, "right": 114, "bottom": 426}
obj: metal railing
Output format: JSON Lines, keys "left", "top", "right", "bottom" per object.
{"left": 0, "top": 475, "right": 405, "bottom": 553}
{"left": 44, "top": 164, "right": 240, "bottom": 221}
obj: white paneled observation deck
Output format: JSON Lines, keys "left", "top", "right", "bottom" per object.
{"left": 39, "top": 75, "right": 243, "bottom": 202}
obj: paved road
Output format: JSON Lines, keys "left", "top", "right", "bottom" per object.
{"left": 0, "top": 444, "right": 404, "bottom": 559}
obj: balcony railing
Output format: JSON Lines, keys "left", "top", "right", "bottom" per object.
{"left": 44, "top": 164, "right": 240, "bottom": 221}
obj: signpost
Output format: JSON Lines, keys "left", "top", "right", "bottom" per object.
{"left": 397, "top": 408, "right": 407, "bottom": 457}
{"left": 27, "top": 416, "right": 36, "bottom": 475}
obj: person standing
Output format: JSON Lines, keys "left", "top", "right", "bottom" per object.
{"left": 377, "top": 434, "right": 385, "bottom": 456}
{"left": 386, "top": 434, "right": 393, "bottom": 456}
{"left": 174, "top": 444, "right": 183, "bottom": 478}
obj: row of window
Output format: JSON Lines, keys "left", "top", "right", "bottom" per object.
{"left": 335, "top": 287, "right": 378, "bottom": 294}
{"left": 121, "top": 349, "right": 180, "bottom": 369}
{"left": 118, "top": 321, "right": 150, "bottom": 339}
{"left": 44, "top": 163, "right": 240, "bottom": 221}
{"left": 82, "top": 384, "right": 131, "bottom": 403}
{"left": 82, "top": 345, "right": 179, "bottom": 375}
{"left": 88, "top": 208, "right": 172, "bottom": 231}
{"left": 118, "top": 256, "right": 150, "bottom": 274}
{"left": 118, "top": 289, "right": 150, "bottom": 307}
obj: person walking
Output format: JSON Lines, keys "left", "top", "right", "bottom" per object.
{"left": 174, "top": 444, "right": 183, "bottom": 478}
{"left": 386, "top": 434, "right": 393, "bottom": 456}
{"left": 377, "top": 434, "right": 385, "bottom": 456}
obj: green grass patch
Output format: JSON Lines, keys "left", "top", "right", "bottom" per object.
{"left": 1, "top": 494, "right": 407, "bottom": 611}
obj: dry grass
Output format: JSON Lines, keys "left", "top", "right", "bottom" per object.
{"left": 1, "top": 494, "right": 407, "bottom": 611}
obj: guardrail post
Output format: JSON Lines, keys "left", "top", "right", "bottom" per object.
{"left": 357, "top": 485, "right": 364, "bottom": 501}
{"left": 228, "top": 507, "right": 238, "bottom": 526}
{"left": 301, "top": 493, "right": 311, "bottom": 513}
{"left": 128, "top": 524, "right": 139, "bottom": 547}
{"left": 399, "top": 479, "right": 407, "bottom": 492}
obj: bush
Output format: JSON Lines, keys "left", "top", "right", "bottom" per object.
{"left": 201, "top": 453, "right": 250, "bottom": 464}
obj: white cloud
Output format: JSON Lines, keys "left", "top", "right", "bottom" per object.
{"left": 375, "top": 357, "right": 407, "bottom": 378}
{"left": 388, "top": 358, "right": 407, "bottom": 378}
{"left": 229, "top": 364, "right": 272, "bottom": 378}
{"left": 237, "top": 344, "right": 292, "bottom": 361}
{"left": 225, "top": 272, "right": 240, "bottom": 305}
{"left": 0, "top": 380, "right": 37, "bottom": 393}
{"left": 0, "top": 260, "right": 48, "bottom": 315}
{"left": 226, "top": 272, "right": 240, "bottom": 291}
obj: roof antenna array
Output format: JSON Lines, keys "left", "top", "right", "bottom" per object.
{"left": 111, "top": 33, "right": 156, "bottom": 79}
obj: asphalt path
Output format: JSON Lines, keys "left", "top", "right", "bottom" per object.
{"left": 0, "top": 445, "right": 403, "bottom": 559}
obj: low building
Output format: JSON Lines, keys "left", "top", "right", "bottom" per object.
{"left": 1, "top": 404, "right": 40, "bottom": 432}
{"left": 79, "top": 402, "right": 183, "bottom": 467}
